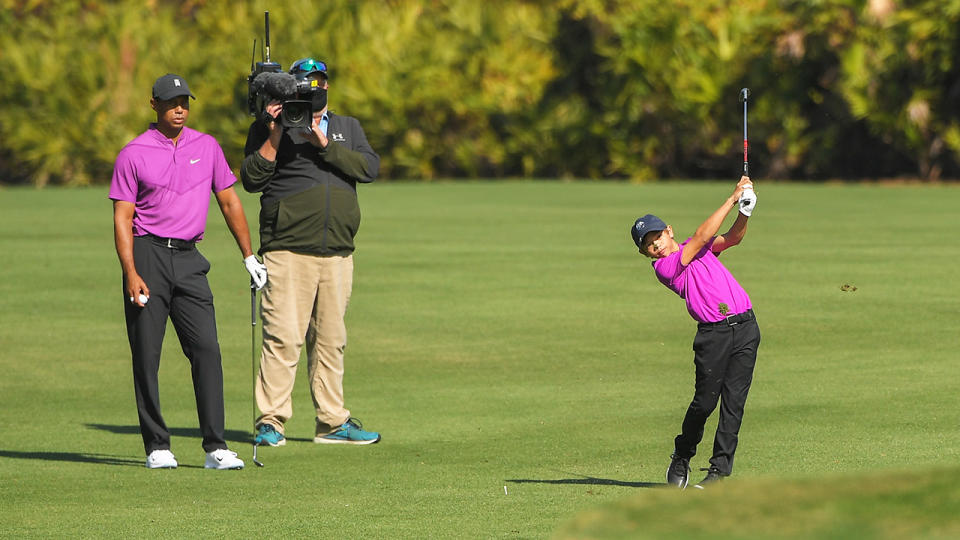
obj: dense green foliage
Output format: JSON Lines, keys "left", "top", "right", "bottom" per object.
{"left": 1, "top": 182, "right": 958, "bottom": 537}
{"left": 2, "top": 0, "right": 960, "bottom": 184}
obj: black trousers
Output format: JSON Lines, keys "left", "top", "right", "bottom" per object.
{"left": 123, "top": 236, "right": 227, "bottom": 454}
{"left": 674, "top": 310, "right": 760, "bottom": 476}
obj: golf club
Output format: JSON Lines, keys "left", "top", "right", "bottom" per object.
{"left": 251, "top": 283, "right": 264, "bottom": 467}
{"left": 739, "top": 87, "right": 750, "bottom": 176}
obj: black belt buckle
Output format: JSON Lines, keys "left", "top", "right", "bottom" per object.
{"left": 147, "top": 234, "right": 194, "bottom": 250}
{"left": 699, "top": 309, "right": 752, "bottom": 329}
{"left": 728, "top": 309, "right": 753, "bottom": 326}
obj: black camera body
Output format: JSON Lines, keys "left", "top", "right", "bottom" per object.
{"left": 277, "top": 76, "right": 324, "bottom": 129}
{"left": 247, "top": 60, "right": 281, "bottom": 118}
{"left": 248, "top": 70, "right": 315, "bottom": 129}
{"left": 278, "top": 100, "right": 312, "bottom": 129}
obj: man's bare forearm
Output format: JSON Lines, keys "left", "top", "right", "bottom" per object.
{"left": 113, "top": 201, "right": 137, "bottom": 276}
{"left": 216, "top": 187, "right": 254, "bottom": 259}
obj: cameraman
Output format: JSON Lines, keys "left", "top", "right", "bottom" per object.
{"left": 240, "top": 58, "right": 381, "bottom": 447}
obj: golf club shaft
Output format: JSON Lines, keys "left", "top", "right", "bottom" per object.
{"left": 741, "top": 88, "right": 749, "bottom": 177}
{"left": 251, "top": 284, "right": 264, "bottom": 466}
{"left": 251, "top": 285, "right": 256, "bottom": 434}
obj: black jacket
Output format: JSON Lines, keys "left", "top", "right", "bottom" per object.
{"left": 240, "top": 112, "right": 379, "bottom": 256}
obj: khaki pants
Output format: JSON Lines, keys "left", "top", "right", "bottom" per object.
{"left": 255, "top": 251, "right": 353, "bottom": 436}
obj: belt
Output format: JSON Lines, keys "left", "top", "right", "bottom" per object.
{"left": 698, "top": 308, "right": 755, "bottom": 329}
{"left": 144, "top": 234, "right": 196, "bottom": 250}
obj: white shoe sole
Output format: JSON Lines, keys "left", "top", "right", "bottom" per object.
{"left": 204, "top": 462, "right": 244, "bottom": 470}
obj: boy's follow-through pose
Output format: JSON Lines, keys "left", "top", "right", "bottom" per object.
{"left": 630, "top": 176, "right": 760, "bottom": 489}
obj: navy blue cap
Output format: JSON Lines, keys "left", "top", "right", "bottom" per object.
{"left": 289, "top": 58, "right": 328, "bottom": 79}
{"left": 630, "top": 214, "right": 667, "bottom": 251}
{"left": 152, "top": 73, "right": 195, "bottom": 100}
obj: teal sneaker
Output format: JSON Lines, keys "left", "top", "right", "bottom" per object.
{"left": 314, "top": 418, "right": 381, "bottom": 445}
{"left": 254, "top": 423, "right": 286, "bottom": 447}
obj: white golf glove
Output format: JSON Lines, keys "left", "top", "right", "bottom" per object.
{"left": 243, "top": 255, "right": 268, "bottom": 290}
{"left": 738, "top": 187, "right": 757, "bottom": 217}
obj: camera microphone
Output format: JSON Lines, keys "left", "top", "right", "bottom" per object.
{"left": 251, "top": 72, "right": 297, "bottom": 101}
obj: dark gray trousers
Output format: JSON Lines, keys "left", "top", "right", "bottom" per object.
{"left": 674, "top": 312, "right": 760, "bottom": 476}
{"left": 123, "top": 236, "right": 227, "bottom": 454}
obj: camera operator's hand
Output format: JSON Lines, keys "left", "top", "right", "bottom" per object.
{"left": 257, "top": 101, "right": 284, "bottom": 162}
{"left": 264, "top": 101, "right": 284, "bottom": 134}
{"left": 304, "top": 114, "right": 328, "bottom": 149}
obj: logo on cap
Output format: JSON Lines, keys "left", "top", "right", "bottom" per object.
{"left": 174, "top": 79, "right": 181, "bottom": 87}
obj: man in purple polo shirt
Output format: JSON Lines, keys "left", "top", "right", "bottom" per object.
{"left": 110, "top": 73, "right": 268, "bottom": 470}
{"left": 631, "top": 176, "right": 760, "bottom": 489}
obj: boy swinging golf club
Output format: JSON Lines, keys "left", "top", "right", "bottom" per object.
{"left": 629, "top": 89, "right": 760, "bottom": 489}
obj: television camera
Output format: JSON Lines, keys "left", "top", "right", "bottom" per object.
{"left": 246, "top": 12, "right": 325, "bottom": 129}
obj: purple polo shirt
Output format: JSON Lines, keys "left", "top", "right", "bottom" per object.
{"left": 109, "top": 124, "right": 236, "bottom": 241}
{"left": 652, "top": 237, "right": 752, "bottom": 323}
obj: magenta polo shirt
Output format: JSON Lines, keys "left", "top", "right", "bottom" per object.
{"left": 652, "top": 237, "right": 752, "bottom": 323}
{"left": 109, "top": 124, "right": 236, "bottom": 241}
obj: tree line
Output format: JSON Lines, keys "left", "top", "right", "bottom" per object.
{"left": 1, "top": 0, "right": 958, "bottom": 185}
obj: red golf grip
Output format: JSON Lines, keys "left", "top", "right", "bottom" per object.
{"left": 743, "top": 139, "right": 749, "bottom": 176}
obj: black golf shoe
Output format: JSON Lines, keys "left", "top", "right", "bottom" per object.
{"left": 666, "top": 453, "right": 690, "bottom": 489}
{"left": 693, "top": 467, "right": 723, "bottom": 489}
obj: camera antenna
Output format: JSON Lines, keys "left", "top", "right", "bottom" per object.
{"left": 264, "top": 11, "right": 272, "bottom": 64}
{"left": 246, "top": 10, "right": 282, "bottom": 117}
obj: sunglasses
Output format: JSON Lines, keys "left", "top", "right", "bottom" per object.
{"left": 290, "top": 58, "right": 328, "bottom": 75}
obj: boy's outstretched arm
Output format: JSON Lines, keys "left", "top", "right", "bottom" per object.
{"left": 713, "top": 212, "right": 749, "bottom": 253}
{"left": 681, "top": 176, "right": 752, "bottom": 265}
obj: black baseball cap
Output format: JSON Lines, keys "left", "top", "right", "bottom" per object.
{"left": 152, "top": 73, "right": 196, "bottom": 101}
{"left": 289, "top": 58, "right": 328, "bottom": 79}
{"left": 630, "top": 214, "right": 667, "bottom": 251}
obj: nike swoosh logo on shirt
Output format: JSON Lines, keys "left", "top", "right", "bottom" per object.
{"left": 190, "top": 159, "right": 201, "bottom": 164}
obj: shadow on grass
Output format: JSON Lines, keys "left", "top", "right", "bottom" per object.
{"left": 85, "top": 423, "right": 254, "bottom": 444}
{"left": 507, "top": 473, "right": 663, "bottom": 489}
{"left": 0, "top": 425, "right": 268, "bottom": 467}
{"left": 0, "top": 449, "right": 207, "bottom": 468}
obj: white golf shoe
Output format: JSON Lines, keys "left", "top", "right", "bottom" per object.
{"left": 204, "top": 448, "right": 244, "bottom": 470}
{"left": 145, "top": 449, "right": 178, "bottom": 469}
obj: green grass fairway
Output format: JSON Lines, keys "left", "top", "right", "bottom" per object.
{"left": 1, "top": 181, "right": 958, "bottom": 538}
{"left": 555, "top": 466, "right": 960, "bottom": 539}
